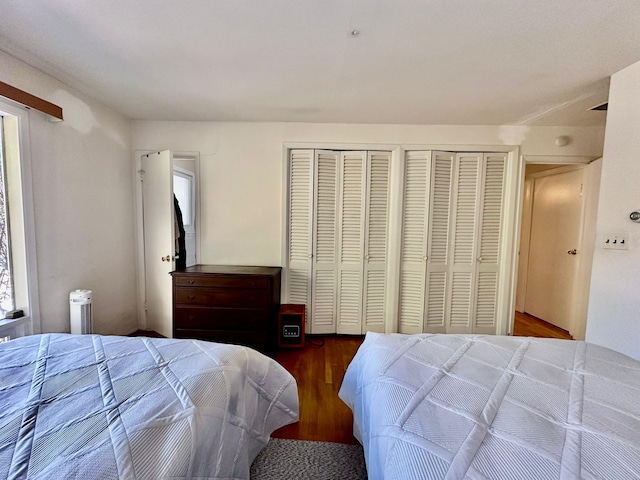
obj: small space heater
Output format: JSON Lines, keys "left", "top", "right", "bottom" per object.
{"left": 70, "top": 289, "right": 93, "bottom": 334}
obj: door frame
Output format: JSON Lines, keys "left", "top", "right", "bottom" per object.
{"left": 134, "top": 150, "right": 201, "bottom": 331}
{"left": 514, "top": 157, "right": 602, "bottom": 339}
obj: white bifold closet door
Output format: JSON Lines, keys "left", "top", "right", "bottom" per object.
{"left": 286, "top": 149, "right": 391, "bottom": 335}
{"left": 398, "top": 151, "right": 506, "bottom": 335}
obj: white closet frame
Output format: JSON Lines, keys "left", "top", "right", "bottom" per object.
{"left": 281, "top": 143, "right": 522, "bottom": 336}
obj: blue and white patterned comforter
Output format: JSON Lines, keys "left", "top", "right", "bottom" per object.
{"left": 0, "top": 334, "right": 298, "bottom": 479}
{"left": 339, "top": 332, "right": 640, "bottom": 479}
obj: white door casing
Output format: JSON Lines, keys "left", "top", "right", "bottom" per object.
{"left": 141, "top": 150, "right": 175, "bottom": 338}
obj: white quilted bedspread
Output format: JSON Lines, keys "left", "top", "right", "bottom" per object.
{"left": 339, "top": 333, "right": 640, "bottom": 480}
{"left": 0, "top": 334, "right": 298, "bottom": 480}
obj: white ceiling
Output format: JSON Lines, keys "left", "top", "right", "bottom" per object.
{"left": 1, "top": 0, "right": 639, "bottom": 126}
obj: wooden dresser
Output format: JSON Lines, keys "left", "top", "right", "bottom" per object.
{"left": 171, "top": 265, "right": 281, "bottom": 356}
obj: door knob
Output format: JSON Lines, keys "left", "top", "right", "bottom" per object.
{"left": 567, "top": 249, "right": 577, "bottom": 255}
{"left": 161, "top": 255, "right": 171, "bottom": 262}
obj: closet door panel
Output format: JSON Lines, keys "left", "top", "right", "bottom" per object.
{"left": 446, "top": 153, "right": 482, "bottom": 334}
{"left": 398, "top": 151, "right": 431, "bottom": 334}
{"left": 311, "top": 270, "right": 337, "bottom": 332}
{"left": 362, "top": 152, "right": 391, "bottom": 333}
{"left": 337, "top": 152, "right": 367, "bottom": 334}
{"left": 474, "top": 153, "right": 506, "bottom": 334}
{"left": 450, "top": 272, "right": 473, "bottom": 329}
{"left": 424, "top": 152, "right": 454, "bottom": 333}
{"left": 287, "top": 150, "right": 314, "bottom": 322}
{"left": 311, "top": 150, "right": 339, "bottom": 334}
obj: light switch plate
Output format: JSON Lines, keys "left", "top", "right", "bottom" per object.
{"left": 603, "top": 233, "right": 629, "bottom": 250}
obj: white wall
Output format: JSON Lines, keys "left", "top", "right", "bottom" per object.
{"left": 132, "top": 121, "right": 605, "bottom": 269}
{"left": 586, "top": 60, "right": 640, "bottom": 360}
{"left": 0, "top": 50, "right": 138, "bottom": 335}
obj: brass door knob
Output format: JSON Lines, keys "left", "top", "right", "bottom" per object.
{"left": 567, "top": 249, "right": 577, "bottom": 255}
{"left": 161, "top": 255, "right": 171, "bottom": 262}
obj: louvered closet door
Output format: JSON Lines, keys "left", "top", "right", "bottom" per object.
{"left": 311, "top": 150, "right": 339, "bottom": 334}
{"left": 398, "top": 151, "right": 431, "bottom": 333}
{"left": 362, "top": 151, "right": 391, "bottom": 333}
{"left": 336, "top": 151, "right": 367, "bottom": 334}
{"left": 473, "top": 153, "right": 506, "bottom": 334}
{"left": 446, "top": 153, "right": 482, "bottom": 334}
{"left": 424, "top": 152, "right": 455, "bottom": 333}
{"left": 287, "top": 150, "right": 314, "bottom": 325}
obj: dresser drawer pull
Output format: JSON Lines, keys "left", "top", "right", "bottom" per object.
{"left": 187, "top": 279, "right": 195, "bottom": 285}
{"left": 187, "top": 295, "right": 196, "bottom": 300}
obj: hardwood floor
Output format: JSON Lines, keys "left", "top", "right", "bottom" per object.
{"left": 512, "top": 311, "right": 572, "bottom": 339}
{"left": 273, "top": 313, "right": 572, "bottom": 444}
{"left": 272, "top": 336, "right": 364, "bottom": 444}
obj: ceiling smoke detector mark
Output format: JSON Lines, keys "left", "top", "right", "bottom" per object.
{"left": 590, "top": 102, "right": 608, "bottom": 111}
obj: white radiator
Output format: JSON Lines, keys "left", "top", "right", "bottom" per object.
{"left": 70, "top": 289, "right": 93, "bottom": 334}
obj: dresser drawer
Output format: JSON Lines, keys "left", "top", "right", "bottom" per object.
{"left": 174, "top": 275, "right": 268, "bottom": 289}
{"left": 171, "top": 265, "right": 281, "bottom": 356}
{"left": 174, "top": 307, "right": 269, "bottom": 331}
{"left": 175, "top": 287, "right": 268, "bottom": 307}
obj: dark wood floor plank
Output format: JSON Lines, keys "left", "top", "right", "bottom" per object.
{"left": 272, "top": 336, "right": 363, "bottom": 444}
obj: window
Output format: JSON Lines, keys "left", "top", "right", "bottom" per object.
{"left": 173, "top": 170, "right": 193, "bottom": 228}
{"left": 0, "top": 117, "right": 14, "bottom": 317}
{"left": 0, "top": 101, "right": 40, "bottom": 339}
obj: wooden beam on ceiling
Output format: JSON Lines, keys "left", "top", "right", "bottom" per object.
{"left": 0, "top": 80, "right": 63, "bottom": 121}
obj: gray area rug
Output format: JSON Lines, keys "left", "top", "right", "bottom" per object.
{"left": 250, "top": 438, "right": 367, "bottom": 480}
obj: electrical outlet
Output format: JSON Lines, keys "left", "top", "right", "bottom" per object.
{"left": 603, "top": 233, "right": 629, "bottom": 250}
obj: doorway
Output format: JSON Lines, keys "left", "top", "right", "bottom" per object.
{"left": 135, "top": 150, "right": 200, "bottom": 336}
{"left": 514, "top": 160, "right": 602, "bottom": 340}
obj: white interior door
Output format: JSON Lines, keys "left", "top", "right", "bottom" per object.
{"left": 524, "top": 167, "right": 584, "bottom": 331}
{"left": 142, "top": 151, "right": 175, "bottom": 338}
